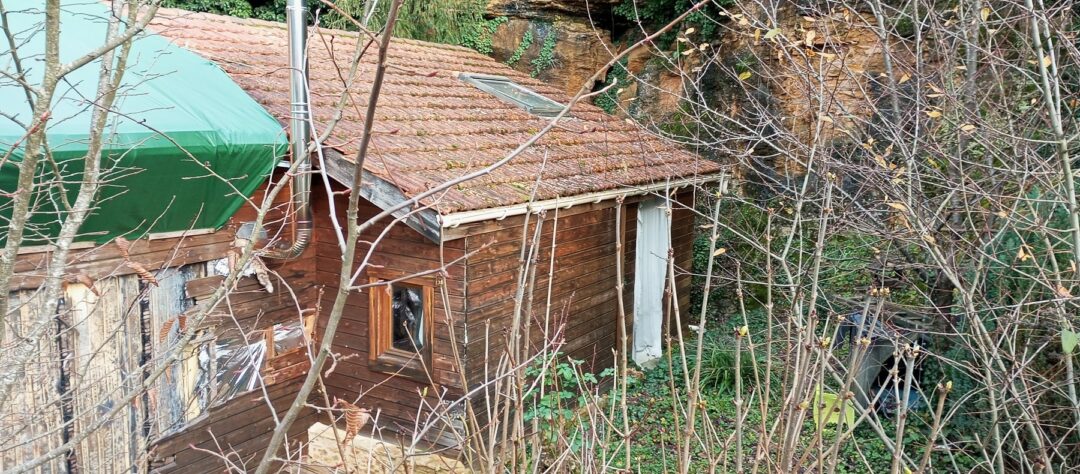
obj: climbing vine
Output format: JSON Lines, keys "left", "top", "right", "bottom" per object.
{"left": 505, "top": 30, "right": 533, "bottom": 66}
{"left": 594, "top": 58, "right": 629, "bottom": 114}
{"left": 530, "top": 28, "right": 557, "bottom": 77}
{"left": 461, "top": 16, "right": 508, "bottom": 55}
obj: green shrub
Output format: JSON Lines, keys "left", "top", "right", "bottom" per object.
{"left": 687, "top": 334, "right": 759, "bottom": 394}
{"left": 594, "top": 58, "right": 629, "bottom": 114}
{"left": 612, "top": 0, "right": 731, "bottom": 47}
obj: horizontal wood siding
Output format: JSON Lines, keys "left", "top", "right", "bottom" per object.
{"left": 148, "top": 179, "right": 316, "bottom": 473}
{"left": 460, "top": 192, "right": 698, "bottom": 389}
{"left": 462, "top": 201, "right": 629, "bottom": 388}
{"left": 4, "top": 177, "right": 317, "bottom": 472}
{"left": 670, "top": 191, "right": 698, "bottom": 335}
{"left": 315, "top": 189, "right": 467, "bottom": 446}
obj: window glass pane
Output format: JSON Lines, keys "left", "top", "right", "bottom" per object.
{"left": 272, "top": 321, "right": 306, "bottom": 354}
{"left": 463, "top": 74, "right": 564, "bottom": 117}
{"left": 391, "top": 284, "right": 424, "bottom": 352}
{"left": 211, "top": 336, "right": 266, "bottom": 406}
{"left": 482, "top": 80, "right": 559, "bottom": 111}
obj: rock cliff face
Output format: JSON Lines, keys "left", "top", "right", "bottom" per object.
{"left": 485, "top": 0, "right": 617, "bottom": 96}
{"left": 487, "top": 0, "right": 620, "bottom": 19}
{"left": 483, "top": 0, "right": 728, "bottom": 127}
{"left": 484, "top": 1, "right": 898, "bottom": 161}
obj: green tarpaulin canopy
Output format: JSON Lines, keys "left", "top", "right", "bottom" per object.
{"left": 0, "top": 1, "right": 285, "bottom": 245}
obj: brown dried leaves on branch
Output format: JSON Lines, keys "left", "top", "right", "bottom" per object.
{"left": 114, "top": 236, "right": 132, "bottom": 258}
{"left": 115, "top": 236, "right": 159, "bottom": 286}
{"left": 75, "top": 272, "right": 100, "bottom": 296}
{"left": 125, "top": 260, "right": 159, "bottom": 287}
{"left": 158, "top": 315, "right": 188, "bottom": 343}
{"left": 333, "top": 397, "right": 370, "bottom": 441}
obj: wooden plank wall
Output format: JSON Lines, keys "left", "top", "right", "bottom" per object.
{"left": 460, "top": 201, "right": 626, "bottom": 387}
{"left": 314, "top": 190, "right": 468, "bottom": 446}
{"left": 669, "top": 191, "right": 698, "bottom": 335}
{"left": 148, "top": 178, "right": 317, "bottom": 473}
{"left": 2, "top": 177, "right": 319, "bottom": 472}
{"left": 0, "top": 290, "right": 67, "bottom": 473}
{"left": 458, "top": 191, "right": 698, "bottom": 387}
{"left": 147, "top": 266, "right": 317, "bottom": 473}
{"left": 67, "top": 275, "right": 148, "bottom": 473}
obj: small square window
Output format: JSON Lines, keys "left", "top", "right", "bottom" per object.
{"left": 391, "top": 284, "right": 425, "bottom": 352}
{"left": 369, "top": 276, "right": 435, "bottom": 379}
{"left": 460, "top": 73, "right": 565, "bottom": 117}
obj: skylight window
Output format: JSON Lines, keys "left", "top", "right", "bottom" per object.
{"left": 460, "top": 73, "right": 565, "bottom": 117}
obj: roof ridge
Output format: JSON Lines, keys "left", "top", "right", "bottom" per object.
{"left": 153, "top": 7, "right": 482, "bottom": 55}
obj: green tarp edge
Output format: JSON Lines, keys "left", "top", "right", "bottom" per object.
{"left": 0, "top": 1, "right": 286, "bottom": 245}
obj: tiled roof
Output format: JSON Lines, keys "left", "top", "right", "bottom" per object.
{"left": 149, "top": 8, "right": 724, "bottom": 214}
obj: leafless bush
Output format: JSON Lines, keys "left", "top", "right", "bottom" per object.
{"left": 6, "top": 0, "right": 1080, "bottom": 473}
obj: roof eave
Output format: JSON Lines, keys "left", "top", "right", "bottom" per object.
{"left": 322, "top": 150, "right": 443, "bottom": 243}
{"left": 438, "top": 172, "right": 730, "bottom": 233}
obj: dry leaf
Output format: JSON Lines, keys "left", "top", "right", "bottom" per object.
{"left": 922, "top": 234, "right": 937, "bottom": 245}
{"left": 1043, "top": 55, "right": 1052, "bottom": 67}
{"left": 684, "top": 27, "right": 695, "bottom": 35}
{"left": 898, "top": 73, "right": 911, "bottom": 84}
{"left": 115, "top": 236, "right": 131, "bottom": 258}
{"left": 335, "top": 398, "right": 371, "bottom": 441}
{"left": 925, "top": 110, "right": 943, "bottom": 118}
{"left": 764, "top": 28, "right": 782, "bottom": 40}
{"left": 713, "top": 247, "right": 727, "bottom": 256}
{"left": 980, "top": 7, "right": 990, "bottom": 21}
{"left": 75, "top": 273, "right": 100, "bottom": 296}
{"left": 805, "top": 30, "right": 817, "bottom": 44}
{"left": 250, "top": 256, "right": 274, "bottom": 293}
{"left": 126, "top": 261, "right": 159, "bottom": 287}
{"left": 158, "top": 315, "right": 188, "bottom": 343}
{"left": 960, "top": 123, "right": 976, "bottom": 132}
{"left": 1057, "top": 285, "right": 1073, "bottom": 298}
{"left": 887, "top": 202, "right": 909, "bottom": 212}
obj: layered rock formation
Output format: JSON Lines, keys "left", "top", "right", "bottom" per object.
{"left": 485, "top": 0, "right": 617, "bottom": 96}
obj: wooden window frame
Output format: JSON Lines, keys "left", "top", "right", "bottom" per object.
{"left": 265, "top": 314, "right": 317, "bottom": 360}
{"left": 368, "top": 273, "right": 435, "bottom": 381}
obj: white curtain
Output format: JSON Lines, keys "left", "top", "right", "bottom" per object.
{"left": 633, "top": 196, "right": 671, "bottom": 368}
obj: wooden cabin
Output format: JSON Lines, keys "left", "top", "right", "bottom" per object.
{"left": 1, "top": 6, "right": 725, "bottom": 472}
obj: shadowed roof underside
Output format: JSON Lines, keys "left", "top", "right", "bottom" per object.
{"left": 148, "top": 8, "right": 724, "bottom": 215}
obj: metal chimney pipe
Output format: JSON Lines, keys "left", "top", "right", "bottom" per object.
{"left": 264, "top": 0, "right": 313, "bottom": 260}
